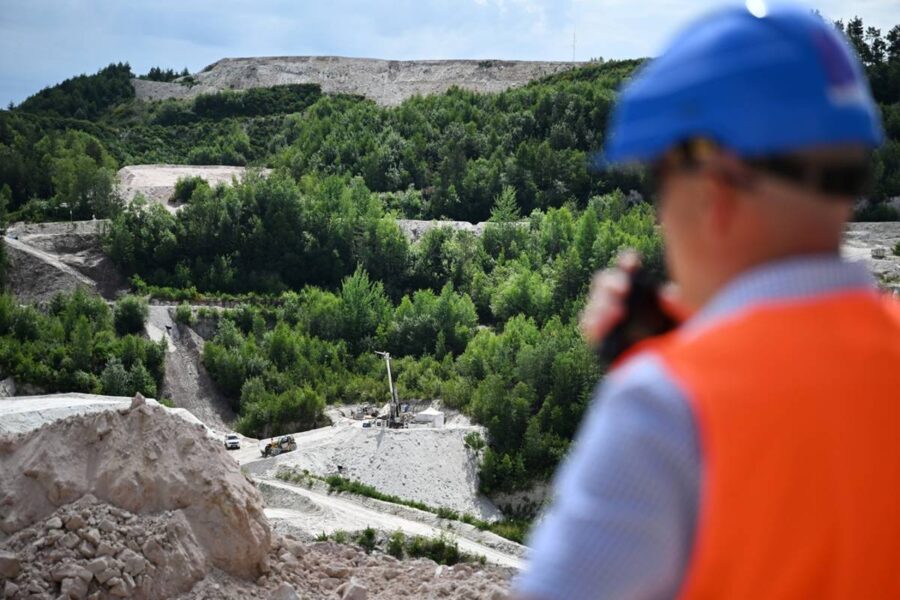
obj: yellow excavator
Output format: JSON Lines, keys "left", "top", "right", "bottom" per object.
{"left": 260, "top": 435, "right": 297, "bottom": 458}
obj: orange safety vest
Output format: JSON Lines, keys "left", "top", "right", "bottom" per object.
{"left": 644, "top": 290, "right": 900, "bottom": 599}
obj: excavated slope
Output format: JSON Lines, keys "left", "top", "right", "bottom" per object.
{"left": 133, "top": 56, "right": 580, "bottom": 106}
{"left": 146, "top": 306, "right": 236, "bottom": 432}
{"left": 4, "top": 236, "right": 100, "bottom": 304}
{"left": 6, "top": 220, "right": 125, "bottom": 300}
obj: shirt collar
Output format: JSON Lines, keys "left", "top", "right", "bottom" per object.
{"left": 686, "top": 254, "right": 877, "bottom": 332}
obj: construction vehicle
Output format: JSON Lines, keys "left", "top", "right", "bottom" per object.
{"left": 375, "top": 351, "right": 411, "bottom": 428}
{"left": 260, "top": 435, "right": 297, "bottom": 458}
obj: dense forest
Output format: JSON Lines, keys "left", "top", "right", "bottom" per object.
{"left": 0, "top": 15, "right": 897, "bottom": 496}
{"left": 0, "top": 290, "right": 164, "bottom": 399}
{"left": 3, "top": 17, "right": 897, "bottom": 224}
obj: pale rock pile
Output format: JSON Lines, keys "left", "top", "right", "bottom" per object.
{"left": 176, "top": 539, "right": 511, "bottom": 599}
{"left": 0, "top": 395, "right": 270, "bottom": 597}
{"left": 0, "top": 497, "right": 207, "bottom": 598}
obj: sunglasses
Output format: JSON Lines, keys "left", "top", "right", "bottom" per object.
{"left": 650, "top": 139, "right": 873, "bottom": 199}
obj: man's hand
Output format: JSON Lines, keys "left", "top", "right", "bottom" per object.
{"left": 580, "top": 250, "right": 640, "bottom": 348}
{"left": 580, "top": 251, "right": 685, "bottom": 350}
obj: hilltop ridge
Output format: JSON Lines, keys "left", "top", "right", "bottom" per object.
{"left": 133, "top": 56, "right": 582, "bottom": 106}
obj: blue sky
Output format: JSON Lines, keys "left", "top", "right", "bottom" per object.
{"left": 1, "top": 0, "right": 897, "bottom": 107}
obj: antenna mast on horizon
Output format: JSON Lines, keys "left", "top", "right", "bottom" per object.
{"left": 572, "top": 27, "right": 577, "bottom": 62}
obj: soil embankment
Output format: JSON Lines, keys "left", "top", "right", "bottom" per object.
{"left": 842, "top": 221, "right": 900, "bottom": 285}
{"left": 5, "top": 220, "right": 124, "bottom": 302}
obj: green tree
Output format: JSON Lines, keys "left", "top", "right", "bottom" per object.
{"left": 174, "top": 303, "right": 194, "bottom": 325}
{"left": 70, "top": 316, "right": 93, "bottom": 372}
{"left": 0, "top": 184, "right": 8, "bottom": 290}
{"left": 100, "top": 358, "right": 130, "bottom": 396}
{"left": 37, "top": 130, "right": 120, "bottom": 220}
{"left": 172, "top": 176, "right": 209, "bottom": 204}
{"left": 337, "top": 268, "right": 390, "bottom": 353}
{"left": 127, "top": 360, "right": 157, "bottom": 397}
{"left": 113, "top": 295, "right": 149, "bottom": 336}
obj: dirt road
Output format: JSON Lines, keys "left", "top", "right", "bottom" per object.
{"left": 259, "top": 479, "right": 524, "bottom": 569}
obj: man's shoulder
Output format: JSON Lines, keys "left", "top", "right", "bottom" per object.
{"left": 604, "top": 351, "right": 693, "bottom": 412}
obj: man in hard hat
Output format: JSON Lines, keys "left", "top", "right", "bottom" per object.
{"left": 514, "top": 3, "right": 900, "bottom": 599}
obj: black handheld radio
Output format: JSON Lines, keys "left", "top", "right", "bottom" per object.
{"left": 597, "top": 268, "right": 679, "bottom": 364}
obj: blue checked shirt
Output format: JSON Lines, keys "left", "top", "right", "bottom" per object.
{"left": 514, "top": 255, "right": 877, "bottom": 600}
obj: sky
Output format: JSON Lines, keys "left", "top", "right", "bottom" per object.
{"left": 1, "top": 0, "right": 897, "bottom": 108}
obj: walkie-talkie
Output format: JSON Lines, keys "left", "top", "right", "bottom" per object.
{"left": 597, "top": 267, "right": 679, "bottom": 364}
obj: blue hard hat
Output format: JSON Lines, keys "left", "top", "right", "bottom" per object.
{"left": 603, "top": 1, "right": 884, "bottom": 165}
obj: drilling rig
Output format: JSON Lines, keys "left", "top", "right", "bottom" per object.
{"left": 374, "top": 350, "right": 405, "bottom": 428}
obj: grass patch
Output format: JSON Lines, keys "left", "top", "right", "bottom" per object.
{"left": 317, "top": 528, "right": 486, "bottom": 566}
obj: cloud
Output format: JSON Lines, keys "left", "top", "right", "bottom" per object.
{"left": 0, "top": 0, "right": 897, "bottom": 107}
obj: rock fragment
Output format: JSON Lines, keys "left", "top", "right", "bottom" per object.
{"left": 0, "top": 550, "right": 20, "bottom": 578}
{"left": 269, "top": 582, "right": 300, "bottom": 600}
{"left": 341, "top": 580, "right": 368, "bottom": 600}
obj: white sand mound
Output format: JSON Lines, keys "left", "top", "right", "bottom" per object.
{"left": 0, "top": 397, "right": 271, "bottom": 581}
{"left": 0, "top": 393, "right": 217, "bottom": 437}
{"left": 245, "top": 424, "right": 501, "bottom": 521}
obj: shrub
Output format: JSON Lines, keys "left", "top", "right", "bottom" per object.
{"left": 172, "top": 176, "right": 208, "bottom": 204}
{"left": 463, "top": 431, "right": 485, "bottom": 454}
{"left": 11, "top": 307, "right": 41, "bottom": 341}
{"left": 855, "top": 202, "right": 900, "bottom": 222}
{"left": 405, "top": 534, "right": 461, "bottom": 566}
{"left": 114, "top": 295, "right": 148, "bottom": 335}
{"left": 332, "top": 530, "right": 348, "bottom": 544}
{"left": 387, "top": 531, "right": 405, "bottom": 559}
{"left": 174, "top": 302, "right": 194, "bottom": 325}
{"left": 436, "top": 507, "right": 460, "bottom": 521}
{"left": 355, "top": 527, "right": 377, "bottom": 554}
{"left": 127, "top": 360, "right": 157, "bottom": 398}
